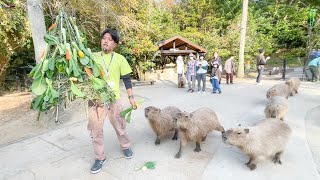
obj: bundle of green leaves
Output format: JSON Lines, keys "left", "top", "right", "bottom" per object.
{"left": 29, "top": 11, "right": 115, "bottom": 112}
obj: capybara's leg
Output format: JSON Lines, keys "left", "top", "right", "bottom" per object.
{"left": 290, "top": 92, "right": 294, "bottom": 96}
{"left": 247, "top": 156, "right": 257, "bottom": 170}
{"left": 245, "top": 157, "right": 252, "bottom": 166}
{"left": 155, "top": 136, "right": 161, "bottom": 145}
{"left": 280, "top": 117, "right": 284, "bottom": 121}
{"left": 273, "top": 151, "right": 283, "bottom": 164}
{"left": 175, "top": 140, "right": 184, "bottom": 159}
{"left": 172, "top": 130, "right": 178, "bottom": 140}
{"left": 194, "top": 142, "right": 201, "bottom": 152}
{"left": 295, "top": 89, "right": 298, "bottom": 94}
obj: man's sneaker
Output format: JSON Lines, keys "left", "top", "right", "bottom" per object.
{"left": 256, "top": 82, "right": 262, "bottom": 85}
{"left": 123, "top": 148, "right": 133, "bottom": 159}
{"left": 90, "top": 159, "right": 106, "bottom": 174}
{"left": 197, "top": 91, "right": 201, "bottom": 93}
{"left": 187, "top": 89, "right": 192, "bottom": 92}
{"left": 202, "top": 91, "right": 205, "bottom": 93}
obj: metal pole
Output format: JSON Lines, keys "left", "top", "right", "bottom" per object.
{"left": 282, "top": 59, "right": 287, "bottom": 80}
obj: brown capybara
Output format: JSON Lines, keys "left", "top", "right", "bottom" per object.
{"left": 266, "top": 83, "right": 290, "bottom": 99}
{"left": 264, "top": 96, "right": 288, "bottom": 120}
{"left": 174, "top": 108, "right": 224, "bottom": 158}
{"left": 285, "top": 77, "right": 301, "bottom": 96}
{"left": 222, "top": 118, "right": 292, "bottom": 170}
{"left": 144, "top": 106, "right": 182, "bottom": 145}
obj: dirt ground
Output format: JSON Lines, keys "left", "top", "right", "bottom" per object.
{"left": 0, "top": 91, "right": 83, "bottom": 147}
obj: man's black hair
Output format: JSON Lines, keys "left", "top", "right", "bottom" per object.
{"left": 101, "top": 28, "right": 120, "bottom": 44}
{"left": 259, "top": 49, "right": 265, "bottom": 54}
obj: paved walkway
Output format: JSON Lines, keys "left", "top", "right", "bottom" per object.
{"left": 0, "top": 72, "right": 319, "bottom": 180}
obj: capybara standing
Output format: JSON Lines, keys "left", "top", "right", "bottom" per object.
{"left": 222, "top": 119, "right": 292, "bottom": 170}
{"left": 264, "top": 96, "right": 288, "bottom": 120}
{"left": 174, "top": 108, "right": 225, "bottom": 158}
{"left": 144, "top": 106, "right": 182, "bottom": 145}
{"left": 285, "top": 77, "right": 301, "bottom": 96}
{"left": 266, "top": 83, "right": 291, "bottom": 99}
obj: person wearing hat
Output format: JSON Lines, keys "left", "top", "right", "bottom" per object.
{"left": 256, "top": 49, "right": 270, "bottom": 85}
{"left": 211, "top": 51, "right": 222, "bottom": 84}
{"left": 196, "top": 54, "right": 208, "bottom": 93}
{"left": 186, "top": 53, "right": 197, "bottom": 92}
{"left": 88, "top": 28, "right": 137, "bottom": 174}
{"left": 210, "top": 61, "right": 222, "bottom": 93}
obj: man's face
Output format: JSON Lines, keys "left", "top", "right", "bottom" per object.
{"left": 200, "top": 56, "right": 204, "bottom": 60}
{"left": 101, "top": 33, "right": 117, "bottom": 52}
{"left": 189, "top": 56, "right": 194, "bottom": 60}
{"left": 214, "top": 52, "right": 218, "bottom": 58}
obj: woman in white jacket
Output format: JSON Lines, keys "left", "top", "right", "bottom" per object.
{"left": 176, "top": 55, "right": 184, "bottom": 79}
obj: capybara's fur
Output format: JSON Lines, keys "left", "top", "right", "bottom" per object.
{"left": 222, "top": 119, "right": 292, "bottom": 170}
{"left": 266, "top": 83, "right": 290, "bottom": 99}
{"left": 264, "top": 96, "right": 288, "bottom": 121}
{"left": 285, "top": 77, "right": 300, "bottom": 96}
{"left": 144, "top": 106, "right": 182, "bottom": 145}
{"left": 174, "top": 108, "right": 225, "bottom": 158}
{"left": 178, "top": 76, "right": 186, "bottom": 88}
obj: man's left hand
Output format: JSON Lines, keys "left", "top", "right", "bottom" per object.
{"left": 129, "top": 98, "right": 137, "bottom": 110}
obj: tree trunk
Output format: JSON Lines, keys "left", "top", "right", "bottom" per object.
{"left": 27, "top": 0, "right": 47, "bottom": 63}
{"left": 100, "top": 6, "right": 107, "bottom": 32}
{"left": 237, "top": 0, "right": 248, "bottom": 78}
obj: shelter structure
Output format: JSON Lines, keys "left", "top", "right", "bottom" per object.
{"left": 157, "top": 35, "right": 208, "bottom": 59}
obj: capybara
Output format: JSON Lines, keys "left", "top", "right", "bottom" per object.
{"left": 285, "top": 77, "right": 300, "bottom": 96}
{"left": 145, "top": 106, "right": 182, "bottom": 145}
{"left": 266, "top": 83, "right": 290, "bottom": 99}
{"left": 264, "top": 96, "right": 288, "bottom": 120}
{"left": 222, "top": 119, "right": 292, "bottom": 170}
{"left": 174, "top": 108, "right": 225, "bottom": 158}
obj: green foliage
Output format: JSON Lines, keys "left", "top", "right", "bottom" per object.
{"left": 0, "top": 0, "right": 31, "bottom": 68}
{"left": 3, "top": 0, "right": 320, "bottom": 87}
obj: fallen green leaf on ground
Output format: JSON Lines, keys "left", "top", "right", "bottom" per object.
{"left": 134, "top": 161, "right": 156, "bottom": 171}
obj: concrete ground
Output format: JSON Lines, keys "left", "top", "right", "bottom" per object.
{"left": 0, "top": 71, "right": 319, "bottom": 180}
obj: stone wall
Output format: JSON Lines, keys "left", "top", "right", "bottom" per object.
{"left": 144, "top": 63, "right": 178, "bottom": 81}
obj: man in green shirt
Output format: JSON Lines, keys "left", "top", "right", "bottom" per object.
{"left": 87, "top": 28, "right": 137, "bottom": 174}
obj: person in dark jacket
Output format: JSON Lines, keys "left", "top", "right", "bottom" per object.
{"left": 256, "top": 49, "right": 270, "bottom": 85}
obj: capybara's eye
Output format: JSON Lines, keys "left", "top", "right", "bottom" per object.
{"left": 237, "top": 132, "right": 241, "bottom": 135}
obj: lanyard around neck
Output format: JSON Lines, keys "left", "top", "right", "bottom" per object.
{"left": 101, "top": 52, "right": 114, "bottom": 80}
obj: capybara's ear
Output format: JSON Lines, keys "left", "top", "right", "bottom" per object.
{"left": 244, "top": 128, "right": 249, "bottom": 134}
{"left": 238, "top": 124, "right": 241, "bottom": 126}
{"left": 189, "top": 114, "right": 193, "bottom": 118}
